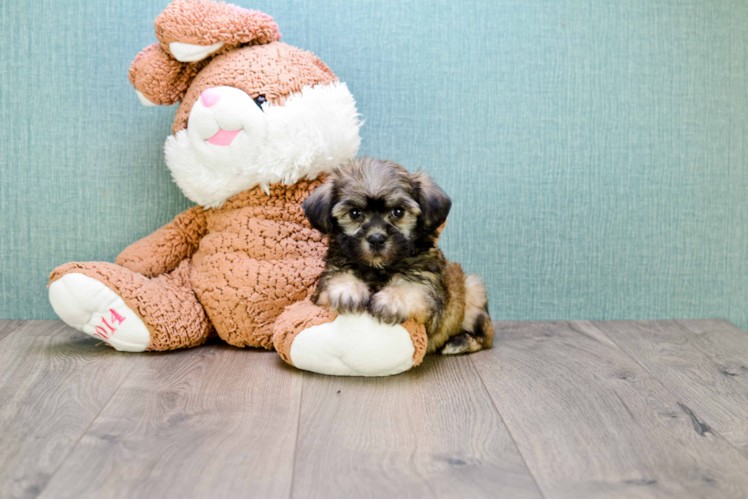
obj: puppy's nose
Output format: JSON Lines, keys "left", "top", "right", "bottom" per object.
{"left": 200, "top": 88, "right": 221, "bottom": 107}
{"left": 367, "top": 234, "right": 387, "bottom": 250}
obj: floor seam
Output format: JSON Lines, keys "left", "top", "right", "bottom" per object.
{"left": 0, "top": 320, "right": 61, "bottom": 346}
{"left": 576, "top": 320, "right": 748, "bottom": 464}
{"left": 36, "top": 357, "right": 142, "bottom": 498}
{"left": 468, "top": 354, "right": 547, "bottom": 499}
{"left": 287, "top": 373, "right": 305, "bottom": 499}
{"left": 0, "top": 320, "right": 26, "bottom": 345}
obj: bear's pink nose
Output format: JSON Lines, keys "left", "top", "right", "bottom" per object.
{"left": 200, "top": 89, "right": 221, "bottom": 107}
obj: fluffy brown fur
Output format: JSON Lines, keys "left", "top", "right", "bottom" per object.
{"left": 303, "top": 158, "right": 494, "bottom": 354}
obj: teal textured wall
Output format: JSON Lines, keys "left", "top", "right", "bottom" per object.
{"left": 2, "top": 1, "right": 748, "bottom": 327}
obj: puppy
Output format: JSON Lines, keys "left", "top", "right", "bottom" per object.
{"left": 303, "top": 158, "right": 494, "bottom": 354}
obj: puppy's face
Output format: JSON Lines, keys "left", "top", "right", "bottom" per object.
{"left": 331, "top": 165, "right": 419, "bottom": 268}
{"left": 304, "top": 158, "right": 452, "bottom": 268}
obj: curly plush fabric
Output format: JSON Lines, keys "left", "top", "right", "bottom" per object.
{"left": 406, "top": 320, "right": 428, "bottom": 366}
{"left": 116, "top": 205, "right": 207, "bottom": 277}
{"left": 129, "top": 43, "right": 209, "bottom": 106}
{"left": 130, "top": 0, "right": 283, "bottom": 107}
{"left": 50, "top": 260, "right": 213, "bottom": 351}
{"left": 189, "top": 180, "right": 328, "bottom": 349}
{"left": 50, "top": 180, "right": 326, "bottom": 351}
{"left": 171, "top": 42, "right": 336, "bottom": 134}
{"left": 155, "top": 0, "right": 281, "bottom": 55}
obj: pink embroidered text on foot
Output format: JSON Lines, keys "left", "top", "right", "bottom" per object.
{"left": 94, "top": 308, "right": 127, "bottom": 340}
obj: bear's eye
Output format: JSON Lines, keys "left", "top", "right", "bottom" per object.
{"left": 349, "top": 209, "right": 363, "bottom": 220}
{"left": 391, "top": 208, "right": 405, "bottom": 219}
{"left": 254, "top": 95, "right": 267, "bottom": 110}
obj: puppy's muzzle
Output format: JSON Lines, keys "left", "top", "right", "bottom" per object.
{"left": 367, "top": 233, "right": 387, "bottom": 252}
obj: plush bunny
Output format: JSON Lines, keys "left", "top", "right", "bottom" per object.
{"left": 48, "top": 0, "right": 428, "bottom": 376}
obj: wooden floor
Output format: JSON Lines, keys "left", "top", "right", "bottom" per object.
{"left": 2, "top": 320, "right": 748, "bottom": 498}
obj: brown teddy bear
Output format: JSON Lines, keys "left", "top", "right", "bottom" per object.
{"left": 48, "top": 0, "right": 428, "bottom": 376}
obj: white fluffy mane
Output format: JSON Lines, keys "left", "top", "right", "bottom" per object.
{"left": 164, "top": 82, "right": 361, "bottom": 207}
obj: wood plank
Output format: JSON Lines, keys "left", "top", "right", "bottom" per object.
{"left": 0, "top": 319, "right": 25, "bottom": 343}
{"left": 40, "top": 345, "right": 303, "bottom": 498}
{"left": 291, "top": 355, "right": 540, "bottom": 499}
{"left": 472, "top": 321, "right": 748, "bottom": 498}
{"left": 598, "top": 319, "right": 748, "bottom": 460}
{"left": 0, "top": 321, "right": 143, "bottom": 498}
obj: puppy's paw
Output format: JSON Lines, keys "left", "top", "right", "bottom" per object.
{"left": 327, "top": 280, "right": 371, "bottom": 314}
{"left": 368, "top": 288, "right": 412, "bottom": 325}
{"left": 440, "top": 332, "right": 486, "bottom": 355}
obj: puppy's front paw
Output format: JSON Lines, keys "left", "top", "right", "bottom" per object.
{"left": 327, "top": 280, "right": 371, "bottom": 314}
{"left": 368, "top": 288, "right": 411, "bottom": 325}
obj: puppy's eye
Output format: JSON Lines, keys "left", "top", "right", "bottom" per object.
{"left": 254, "top": 95, "right": 267, "bottom": 110}
{"left": 349, "top": 209, "right": 363, "bottom": 220}
{"left": 391, "top": 208, "right": 405, "bottom": 219}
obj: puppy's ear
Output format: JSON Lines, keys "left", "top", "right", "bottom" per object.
{"left": 303, "top": 182, "right": 335, "bottom": 234}
{"left": 412, "top": 171, "right": 452, "bottom": 234}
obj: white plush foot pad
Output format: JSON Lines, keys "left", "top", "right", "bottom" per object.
{"left": 289, "top": 313, "right": 415, "bottom": 376}
{"left": 49, "top": 273, "right": 150, "bottom": 352}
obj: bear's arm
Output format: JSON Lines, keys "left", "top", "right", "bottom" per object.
{"left": 115, "top": 206, "right": 208, "bottom": 278}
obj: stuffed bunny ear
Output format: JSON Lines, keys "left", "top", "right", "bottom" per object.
{"left": 128, "top": 43, "right": 207, "bottom": 106}
{"left": 155, "top": 0, "right": 281, "bottom": 63}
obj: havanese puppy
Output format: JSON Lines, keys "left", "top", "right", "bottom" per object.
{"left": 303, "top": 158, "right": 494, "bottom": 354}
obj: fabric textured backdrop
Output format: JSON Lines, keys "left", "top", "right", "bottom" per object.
{"left": 2, "top": 0, "right": 747, "bottom": 328}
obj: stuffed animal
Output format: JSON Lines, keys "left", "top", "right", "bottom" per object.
{"left": 48, "top": 0, "right": 428, "bottom": 376}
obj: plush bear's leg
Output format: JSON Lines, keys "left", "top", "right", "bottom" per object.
{"left": 273, "top": 298, "right": 339, "bottom": 365}
{"left": 49, "top": 260, "right": 212, "bottom": 351}
{"left": 272, "top": 298, "right": 428, "bottom": 376}
{"left": 192, "top": 256, "right": 325, "bottom": 350}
